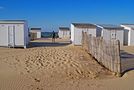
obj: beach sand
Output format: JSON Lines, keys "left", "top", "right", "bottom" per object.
{"left": 0, "top": 38, "right": 134, "bottom": 90}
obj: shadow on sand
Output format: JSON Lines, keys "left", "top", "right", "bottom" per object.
{"left": 120, "top": 50, "right": 134, "bottom": 59}
{"left": 120, "top": 50, "right": 134, "bottom": 75}
{"left": 29, "top": 41, "right": 71, "bottom": 48}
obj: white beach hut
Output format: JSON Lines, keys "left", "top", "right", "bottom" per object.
{"left": 0, "top": 20, "right": 29, "bottom": 48}
{"left": 58, "top": 27, "right": 70, "bottom": 38}
{"left": 71, "top": 23, "right": 100, "bottom": 45}
{"left": 121, "top": 24, "right": 134, "bottom": 46}
{"left": 97, "top": 24, "right": 124, "bottom": 45}
{"left": 30, "top": 28, "right": 42, "bottom": 40}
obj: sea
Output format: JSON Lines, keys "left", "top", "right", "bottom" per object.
{"left": 41, "top": 32, "right": 58, "bottom": 38}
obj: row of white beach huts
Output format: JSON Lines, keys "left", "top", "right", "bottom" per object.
{"left": 0, "top": 20, "right": 41, "bottom": 48}
{"left": 0, "top": 20, "right": 134, "bottom": 48}
{"left": 59, "top": 23, "right": 134, "bottom": 46}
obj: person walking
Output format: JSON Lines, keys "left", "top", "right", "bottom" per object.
{"left": 52, "top": 31, "right": 56, "bottom": 43}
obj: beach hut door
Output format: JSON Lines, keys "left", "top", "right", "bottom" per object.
{"left": 8, "top": 26, "right": 15, "bottom": 47}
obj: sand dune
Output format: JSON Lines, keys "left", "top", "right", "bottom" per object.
{"left": 0, "top": 39, "right": 134, "bottom": 90}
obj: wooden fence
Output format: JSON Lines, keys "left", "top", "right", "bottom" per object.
{"left": 82, "top": 32, "right": 121, "bottom": 75}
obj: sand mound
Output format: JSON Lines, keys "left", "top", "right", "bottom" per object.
{"left": 1, "top": 46, "right": 112, "bottom": 79}
{"left": 0, "top": 42, "right": 114, "bottom": 90}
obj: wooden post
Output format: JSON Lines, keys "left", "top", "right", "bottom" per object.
{"left": 99, "top": 37, "right": 103, "bottom": 63}
{"left": 110, "top": 40, "right": 114, "bottom": 72}
{"left": 115, "top": 40, "right": 121, "bottom": 76}
{"left": 82, "top": 31, "right": 84, "bottom": 48}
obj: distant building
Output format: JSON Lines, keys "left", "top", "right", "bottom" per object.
{"left": 58, "top": 27, "right": 70, "bottom": 38}
{"left": 0, "top": 20, "right": 29, "bottom": 48}
{"left": 97, "top": 24, "right": 124, "bottom": 45}
{"left": 71, "top": 23, "right": 100, "bottom": 45}
{"left": 121, "top": 24, "right": 134, "bottom": 46}
{"left": 30, "top": 28, "right": 41, "bottom": 40}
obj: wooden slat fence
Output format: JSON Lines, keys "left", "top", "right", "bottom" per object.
{"left": 82, "top": 32, "right": 121, "bottom": 75}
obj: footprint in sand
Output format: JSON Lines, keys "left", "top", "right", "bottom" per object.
{"left": 34, "top": 78, "right": 40, "bottom": 83}
{"left": 57, "top": 62, "right": 62, "bottom": 66}
{"left": 51, "top": 65, "right": 55, "bottom": 68}
{"left": 53, "top": 61, "right": 57, "bottom": 65}
{"left": 75, "top": 69, "right": 83, "bottom": 75}
{"left": 37, "top": 87, "right": 43, "bottom": 90}
{"left": 46, "top": 61, "right": 50, "bottom": 65}
{"left": 15, "top": 57, "right": 20, "bottom": 62}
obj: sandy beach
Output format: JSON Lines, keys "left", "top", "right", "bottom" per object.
{"left": 0, "top": 38, "right": 134, "bottom": 90}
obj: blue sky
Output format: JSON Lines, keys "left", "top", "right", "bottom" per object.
{"left": 0, "top": 0, "right": 134, "bottom": 31}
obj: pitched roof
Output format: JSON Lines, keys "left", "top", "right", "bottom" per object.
{"left": 59, "top": 27, "right": 70, "bottom": 31}
{"left": 72, "top": 23, "right": 96, "bottom": 28}
{"left": 98, "top": 24, "right": 124, "bottom": 30}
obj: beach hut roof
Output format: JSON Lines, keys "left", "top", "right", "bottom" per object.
{"left": 30, "top": 28, "right": 42, "bottom": 32}
{"left": 122, "top": 24, "right": 134, "bottom": 25}
{"left": 98, "top": 24, "right": 124, "bottom": 30}
{"left": 31, "top": 28, "right": 42, "bottom": 30}
{"left": 121, "top": 24, "right": 134, "bottom": 30}
{"left": 0, "top": 20, "right": 26, "bottom": 24}
{"left": 59, "top": 27, "right": 70, "bottom": 31}
{"left": 72, "top": 23, "right": 96, "bottom": 28}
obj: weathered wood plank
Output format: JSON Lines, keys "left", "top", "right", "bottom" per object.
{"left": 81, "top": 33, "right": 121, "bottom": 74}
